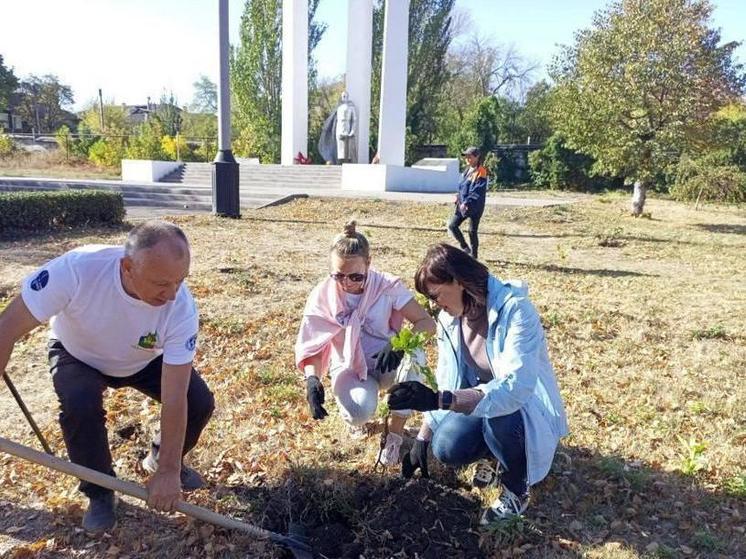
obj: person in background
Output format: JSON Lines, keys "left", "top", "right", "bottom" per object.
{"left": 448, "top": 146, "right": 488, "bottom": 259}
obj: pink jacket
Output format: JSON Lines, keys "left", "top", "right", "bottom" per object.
{"left": 295, "top": 268, "right": 405, "bottom": 386}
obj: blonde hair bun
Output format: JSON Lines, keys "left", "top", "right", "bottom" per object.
{"left": 343, "top": 220, "right": 357, "bottom": 237}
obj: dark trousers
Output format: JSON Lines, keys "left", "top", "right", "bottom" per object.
{"left": 448, "top": 210, "right": 482, "bottom": 259}
{"left": 48, "top": 340, "right": 215, "bottom": 498}
{"left": 430, "top": 410, "right": 528, "bottom": 496}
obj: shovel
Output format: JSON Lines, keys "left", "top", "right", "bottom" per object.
{"left": 0, "top": 436, "right": 313, "bottom": 559}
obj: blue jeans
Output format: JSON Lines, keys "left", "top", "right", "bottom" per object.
{"left": 431, "top": 410, "right": 528, "bottom": 496}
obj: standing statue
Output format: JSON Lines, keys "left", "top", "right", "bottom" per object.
{"left": 318, "top": 91, "right": 358, "bottom": 164}
{"left": 335, "top": 91, "right": 357, "bottom": 163}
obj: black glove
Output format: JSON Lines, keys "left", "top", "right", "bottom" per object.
{"left": 387, "top": 381, "right": 439, "bottom": 412}
{"left": 372, "top": 342, "right": 405, "bottom": 375}
{"left": 402, "top": 439, "right": 430, "bottom": 479}
{"left": 305, "top": 376, "right": 328, "bottom": 420}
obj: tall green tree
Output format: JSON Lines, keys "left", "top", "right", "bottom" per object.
{"left": 231, "top": 0, "right": 325, "bottom": 163}
{"left": 190, "top": 75, "right": 218, "bottom": 114}
{"left": 550, "top": 0, "right": 745, "bottom": 215}
{"left": 155, "top": 92, "right": 183, "bottom": 136}
{"left": 16, "top": 74, "right": 74, "bottom": 133}
{"left": 370, "top": 0, "right": 455, "bottom": 163}
{"left": 518, "top": 81, "right": 553, "bottom": 145}
{"left": 0, "top": 55, "right": 18, "bottom": 111}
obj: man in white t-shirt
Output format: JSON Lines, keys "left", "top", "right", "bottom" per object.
{"left": 0, "top": 221, "right": 214, "bottom": 533}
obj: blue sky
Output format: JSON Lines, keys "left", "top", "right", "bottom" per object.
{"left": 0, "top": 0, "right": 743, "bottom": 110}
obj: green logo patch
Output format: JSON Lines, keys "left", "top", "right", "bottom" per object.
{"left": 138, "top": 331, "right": 158, "bottom": 349}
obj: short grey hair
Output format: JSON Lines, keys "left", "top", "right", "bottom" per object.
{"left": 124, "top": 221, "right": 189, "bottom": 259}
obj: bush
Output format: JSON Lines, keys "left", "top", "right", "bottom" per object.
{"left": 88, "top": 138, "right": 125, "bottom": 168}
{"left": 126, "top": 119, "right": 166, "bottom": 160}
{"left": 670, "top": 156, "right": 746, "bottom": 204}
{"left": 161, "top": 134, "right": 194, "bottom": 161}
{"left": 529, "top": 133, "right": 619, "bottom": 191}
{"left": 194, "top": 139, "right": 216, "bottom": 162}
{"left": 0, "top": 190, "right": 125, "bottom": 235}
{"left": 0, "top": 132, "right": 16, "bottom": 157}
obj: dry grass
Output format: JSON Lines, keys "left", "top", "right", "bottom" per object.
{"left": 0, "top": 151, "right": 120, "bottom": 180}
{"left": 0, "top": 194, "right": 744, "bottom": 558}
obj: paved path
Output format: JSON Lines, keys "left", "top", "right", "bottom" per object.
{"left": 0, "top": 175, "right": 583, "bottom": 218}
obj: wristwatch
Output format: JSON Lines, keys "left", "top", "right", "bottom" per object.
{"left": 440, "top": 390, "right": 454, "bottom": 410}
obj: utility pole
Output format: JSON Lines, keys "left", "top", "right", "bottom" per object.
{"left": 98, "top": 88, "right": 105, "bottom": 132}
{"left": 212, "top": 0, "right": 240, "bottom": 217}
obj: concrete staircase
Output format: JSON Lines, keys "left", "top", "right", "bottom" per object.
{"left": 0, "top": 178, "right": 302, "bottom": 212}
{"left": 0, "top": 164, "right": 343, "bottom": 213}
{"left": 161, "top": 162, "right": 342, "bottom": 190}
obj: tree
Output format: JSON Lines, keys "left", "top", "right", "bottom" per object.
{"left": 550, "top": 0, "right": 745, "bottom": 215}
{"left": 370, "top": 0, "right": 456, "bottom": 163}
{"left": 0, "top": 55, "right": 18, "bottom": 110}
{"left": 190, "top": 75, "right": 217, "bottom": 113}
{"left": 15, "top": 74, "right": 75, "bottom": 133}
{"left": 231, "top": 0, "right": 325, "bottom": 163}
{"left": 79, "top": 101, "right": 130, "bottom": 135}
{"left": 154, "top": 92, "right": 182, "bottom": 137}
{"left": 518, "top": 81, "right": 553, "bottom": 144}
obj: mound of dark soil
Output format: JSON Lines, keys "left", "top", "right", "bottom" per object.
{"left": 357, "top": 477, "right": 483, "bottom": 559}
{"left": 237, "top": 473, "right": 483, "bottom": 559}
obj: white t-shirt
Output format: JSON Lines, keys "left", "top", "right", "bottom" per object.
{"left": 21, "top": 245, "right": 199, "bottom": 377}
{"left": 342, "top": 287, "right": 413, "bottom": 370}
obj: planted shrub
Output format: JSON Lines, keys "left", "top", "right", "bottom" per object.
{"left": 0, "top": 132, "right": 16, "bottom": 157}
{"left": 670, "top": 155, "right": 746, "bottom": 204}
{"left": 529, "top": 133, "right": 619, "bottom": 191}
{"left": 0, "top": 190, "right": 125, "bottom": 235}
{"left": 88, "top": 138, "right": 126, "bottom": 168}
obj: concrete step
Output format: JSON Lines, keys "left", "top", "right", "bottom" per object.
{"left": 0, "top": 181, "right": 306, "bottom": 211}
{"left": 160, "top": 162, "right": 343, "bottom": 188}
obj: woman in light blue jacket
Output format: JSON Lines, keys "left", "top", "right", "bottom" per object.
{"left": 388, "top": 243, "right": 568, "bottom": 523}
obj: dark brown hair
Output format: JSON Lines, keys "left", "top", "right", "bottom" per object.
{"left": 414, "top": 243, "right": 489, "bottom": 320}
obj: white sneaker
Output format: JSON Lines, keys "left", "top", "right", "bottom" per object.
{"left": 379, "top": 432, "right": 403, "bottom": 466}
{"left": 480, "top": 485, "right": 529, "bottom": 525}
{"left": 472, "top": 459, "right": 500, "bottom": 488}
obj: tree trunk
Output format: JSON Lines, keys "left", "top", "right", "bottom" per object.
{"left": 631, "top": 180, "right": 647, "bottom": 216}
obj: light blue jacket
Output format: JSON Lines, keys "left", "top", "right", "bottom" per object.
{"left": 426, "top": 275, "right": 569, "bottom": 485}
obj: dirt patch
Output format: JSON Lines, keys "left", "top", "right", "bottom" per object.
{"left": 233, "top": 471, "right": 482, "bottom": 559}
{"left": 359, "top": 478, "right": 482, "bottom": 559}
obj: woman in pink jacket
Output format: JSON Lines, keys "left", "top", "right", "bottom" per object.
{"left": 295, "top": 221, "right": 435, "bottom": 465}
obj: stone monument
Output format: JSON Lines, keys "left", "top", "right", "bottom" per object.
{"left": 335, "top": 91, "right": 358, "bottom": 163}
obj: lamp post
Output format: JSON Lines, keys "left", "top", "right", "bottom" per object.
{"left": 212, "top": 0, "right": 240, "bottom": 217}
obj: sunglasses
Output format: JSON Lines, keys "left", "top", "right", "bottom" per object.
{"left": 330, "top": 272, "right": 367, "bottom": 283}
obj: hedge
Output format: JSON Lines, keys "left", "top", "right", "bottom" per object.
{"left": 0, "top": 190, "right": 125, "bottom": 234}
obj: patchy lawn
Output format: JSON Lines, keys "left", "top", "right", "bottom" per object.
{"left": 0, "top": 151, "right": 120, "bottom": 180}
{"left": 0, "top": 194, "right": 744, "bottom": 558}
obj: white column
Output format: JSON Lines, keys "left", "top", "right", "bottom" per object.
{"left": 281, "top": 0, "right": 308, "bottom": 165}
{"left": 377, "top": 0, "right": 409, "bottom": 166}
{"left": 346, "top": 0, "right": 373, "bottom": 164}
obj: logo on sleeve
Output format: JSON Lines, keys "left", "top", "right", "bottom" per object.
{"left": 30, "top": 270, "right": 49, "bottom": 291}
{"left": 185, "top": 334, "right": 198, "bottom": 351}
{"left": 137, "top": 331, "right": 158, "bottom": 349}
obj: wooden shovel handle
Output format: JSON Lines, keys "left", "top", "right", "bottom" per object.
{"left": 0, "top": 436, "right": 272, "bottom": 540}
